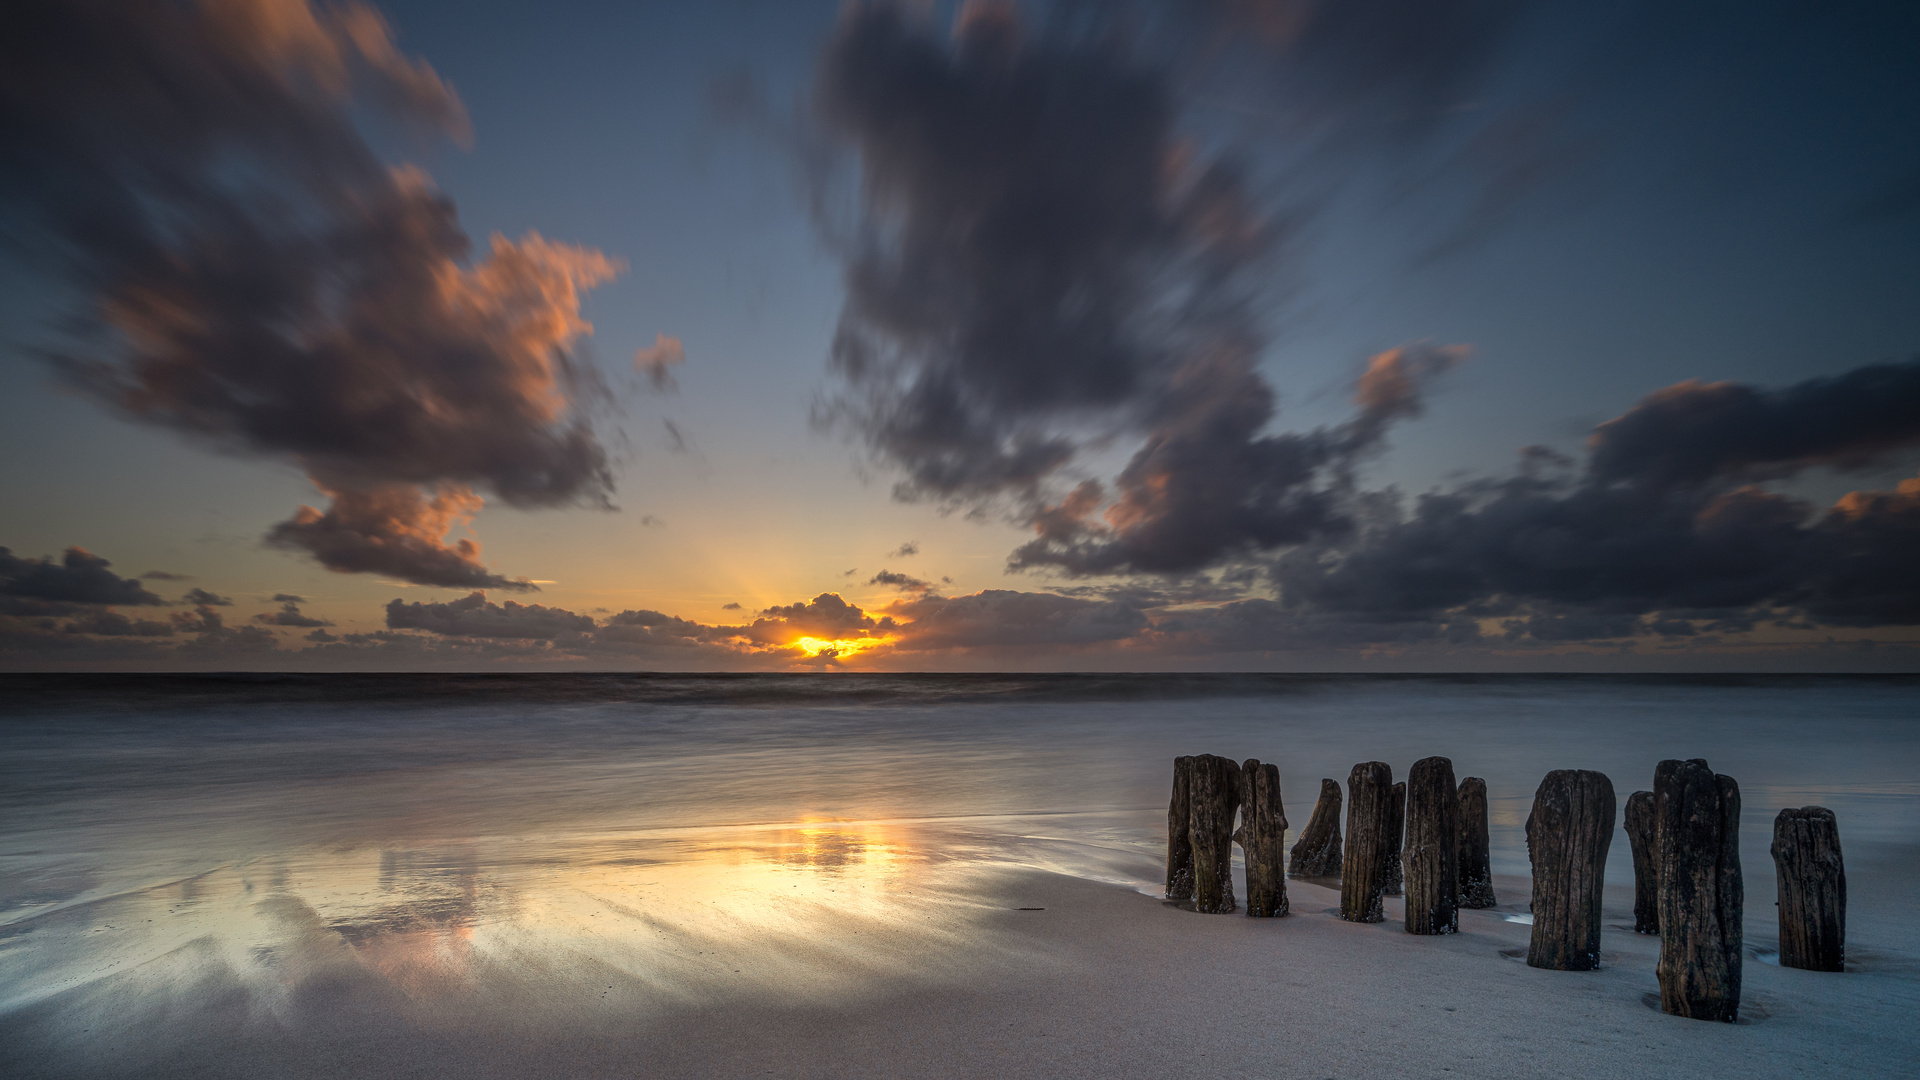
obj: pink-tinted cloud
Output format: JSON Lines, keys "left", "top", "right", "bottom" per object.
{"left": 4, "top": 0, "right": 620, "bottom": 588}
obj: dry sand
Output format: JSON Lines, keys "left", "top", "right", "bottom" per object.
{"left": 4, "top": 851, "right": 1916, "bottom": 1080}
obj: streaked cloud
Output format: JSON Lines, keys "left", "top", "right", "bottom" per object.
{"left": 2, "top": 0, "right": 619, "bottom": 589}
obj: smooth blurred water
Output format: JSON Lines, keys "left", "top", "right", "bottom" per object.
{"left": 2, "top": 673, "right": 1916, "bottom": 1015}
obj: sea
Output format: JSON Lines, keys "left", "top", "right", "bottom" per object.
{"left": 2, "top": 672, "right": 1916, "bottom": 1021}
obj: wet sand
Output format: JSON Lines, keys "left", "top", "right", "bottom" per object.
{"left": 5, "top": 858, "right": 1917, "bottom": 1080}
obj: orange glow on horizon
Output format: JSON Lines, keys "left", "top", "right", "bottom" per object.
{"left": 793, "top": 635, "right": 887, "bottom": 660}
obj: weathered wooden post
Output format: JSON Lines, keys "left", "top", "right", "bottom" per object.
{"left": 1288, "top": 778, "right": 1343, "bottom": 877}
{"left": 1340, "top": 762, "right": 1395, "bottom": 923}
{"left": 1240, "top": 759, "right": 1289, "bottom": 917}
{"left": 1624, "top": 790, "right": 1658, "bottom": 934}
{"left": 1189, "top": 754, "right": 1242, "bottom": 914}
{"left": 1383, "top": 780, "right": 1407, "bottom": 896}
{"left": 1654, "top": 758, "right": 1742, "bottom": 1021}
{"left": 1405, "top": 757, "right": 1460, "bottom": 935}
{"left": 1772, "top": 806, "right": 1844, "bottom": 972}
{"left": 1166, "top": 756, "right": 1195, "bottom": 900}
{"left": 1456, "top": 776, "right": 1496, "bottom": 908}
{"left": 1525, "top": 769, "right": 1615, "bottom": 971}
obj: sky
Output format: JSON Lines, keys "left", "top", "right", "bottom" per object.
{"left": 2, "top": 0, "right": 1919, "bottom": 671}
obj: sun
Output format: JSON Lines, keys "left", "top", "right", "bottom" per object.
{"left": 793, "top": 636, "right": 886, "bottom": 660}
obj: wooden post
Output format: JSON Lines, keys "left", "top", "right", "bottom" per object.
{"left": 1624, "top": 790, "right": 1659, "bottom": 934}
{"left": 1288, "top": 778, "right": 1343, "bottom": 878}
{"left": 1240, "top": 759, "right": 1289, "bottom": 917}
{"left": 1654, "top": 758, "right": 1742, "bottom": 1022}
{"left": 1383, "top": 781, "right": 1406, "bottom": 896}
{"left": 1165, "top": 756, "right": 1195, "bottom": 900}
{"left": 1456, "top": 776, "right": 1496, "bottom": 909}
{"left": 1404, "top": 757, "right": 1460, "bottom": 935}
{"left": 1525, "top": 769, "right": 1615, "bottom": 971}
{"left": 1189, "top": 754, "right": 1242, "bottom": 914}
{"left": 1772, "top": 806, "right": 1844, "bottom": 972}
{"left": 1340, "top": 762, "right": 1395, "bottom": 923}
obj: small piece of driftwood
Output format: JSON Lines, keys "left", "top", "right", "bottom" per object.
{"left": 1340, "top": 761, "right": 1395, "bottom": 923}
{"left": 1624, "top": 790, "right": 1658, "bottom": 935}
{"left": 1288, "top": 778, "right": 1343, "bottom": 878}
{"left": 1239, "top": 759, "right": 1289, "bottom": 917}
{"left": 1383, "top": 781, "right": 1407, "bottom": 896}
{"left": 1654, "top": 758, "right": 1743, "bottom": 1022}
{"left": 1165, "top": 755, "right": 1195, "bottom": 900}
{"left": 1772, "top": 806, "right": 1844, "bottom": 972}
{"left": 1404, "top": 756, "right": 1460, "bottom": 935}
{"left": 1525, "top": 769, "right": 1615, "bottom": 971}
{"left": 1456, "top": 776, "right": 1496, "bottom": 909}
{"left": 1189, "top": 753, "right": 1242, "bottom": 914}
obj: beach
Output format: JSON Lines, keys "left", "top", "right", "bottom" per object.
{"left": 2, "top": 674, "right": 1917, "bottom": 1077}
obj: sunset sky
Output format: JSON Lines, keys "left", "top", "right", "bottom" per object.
{"left": 3, "top": 0, "right": 1918, "bottom": 670}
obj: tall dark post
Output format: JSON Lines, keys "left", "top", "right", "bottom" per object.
{"left": 1525, "top": 769, "right": 1615, "bottom": 971}
{"left": 1456, "top": 776, "right": 1496, "bottom": 909}
{"left": 1189, "top": 754, "right": 1242, "bottom": 914}
{"left": 1772, "top": 806, "right": 1845, "bottom": 972}
{"left": 1166, "top": 756, "right": 1195, "bottom": 900}
{"left": 1383, "top": 781, "right": 1407, "bottom": 896}
{"left": 1340, "top": 762, "right": 1395, "bottom": 923}
{"left": 1624, "top": 790, "right": 1659, "bottom": 934}
{"left": 1288, "top": 778, "right": 1343, "bottom": 878}
{"left": 1654, "top": 758, "right": 1743, "bottom": 1022}
{"left": 1404, "top": 757, "right": 1460, "bottom": 935}
{"left": 1240, "top": 759, "right": 1289, "bottom": 917}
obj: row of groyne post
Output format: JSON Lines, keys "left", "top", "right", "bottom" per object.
{"left": 1164, "top": 754, "right": 1847, "bottom": 1023}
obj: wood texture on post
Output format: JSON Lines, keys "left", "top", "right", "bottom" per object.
{"left": 1288, "top": 778, "right": 1343, "bottom": 878}
{"left": 1165, "top": 756, "right": 1195, "bottom": 900}
{"left": 1383, "top": 781, "right": 1407, "bottom": 896}
{"left": 1624, "top": 790, "right": 1658, "bottom": 935}
{"left": 1240, "top": 759, "right": 1289, "bottom": 917}
{"left": 1772, "top": 806, "right": 1845, "bottom": 972}
{"left": 1404, "top": 757, "right": 1460, "bottom": 935}
{"left": 1188, "top": 754, "right": 1242, "bottom": 914}
{"left": 1456, "top": 777, "right": 1496, "bottom": 909}
{"left": 1525, "top": 769, "right": 1616, "bottom": 971}
{"left": 1340, "top": 762, "right": 1394, "bottom": 923}
{"left": 1654, "top": 758, "right": 1743, "bottom": 1021}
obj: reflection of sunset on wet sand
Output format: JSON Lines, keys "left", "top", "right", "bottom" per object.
{"left": 4, "top": 675, "right": 1919, "bottom": 1078}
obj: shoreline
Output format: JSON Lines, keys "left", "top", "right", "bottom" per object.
{"left": 4, "top": 864, "right": 1916, "bottom": 1079}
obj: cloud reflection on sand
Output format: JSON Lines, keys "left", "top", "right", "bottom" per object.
{"left": 0, "top": 812, "right": 1162, "bottom": 1020}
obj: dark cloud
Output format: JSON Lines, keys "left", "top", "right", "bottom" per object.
{"left": 721, "top": 602, "right": 743, "bottom": 610}
{"left": 141, "top": 570, "right": 191, "bottom": 581}
{"left": 62, "top": 609, "right": 176, "bottom": 637}
{"left": 1274, "top": 361, "right": 1920, "bottom": 637}
{"left": 255, "top": 599, "right": 330, "bottom": 628}
{"left": 2, "top": 0, "right": 618, "bottom": 588}
{"left": 867, "top": 569, "right": 931, "bottom": 592}
{"left": 886, "top": 589, "right": 1147, "bottom": 650}
{"left": 182, "top": 588, "right": 233, "bottom": 607}
{"left": 596, "top": 608, "right": 726, "bottom": 649}
{"left": 0, "top": 547, "right": 166, "bottom": 612}
{"left": 1010, "top": 345, "right": 1464, "bottom": 575}
{"left": 272, "top": 593, "right": 306, "bottom": 604}
{"left": 267, "top": 484, "right": 535, "bottom": 591}
{"left": 813, "top": 7, "right": 1464, "bottom": 579}
{"left": 814, "top": 3, "right": 1270, "bottom": 503}
{"left": 1586, "top": 359, "right": 1920, "bottom": 490}
{"left": 385, "top": 592, "right": 596, "bottom": 640}
{"left": 889, "top": 541, "right": 920, "bottom": 558}
{"left": 743, "top": 593, "right": 893, "bottom": 645}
